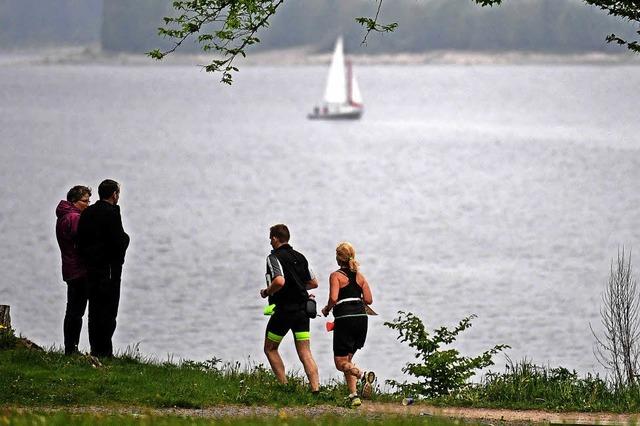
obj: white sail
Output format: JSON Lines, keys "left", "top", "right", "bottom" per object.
{"left": 350, "top": 67, "right": 362, "bottom": 105}
{"left": 323, "top": 37, "right": 347, "bottom": 104}
{"left": 308, "top": 36, "right": 363, "bottom": 120}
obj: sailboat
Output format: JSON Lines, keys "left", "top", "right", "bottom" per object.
{"left": 308, "top": 37, "right": 363, "bottom": 120}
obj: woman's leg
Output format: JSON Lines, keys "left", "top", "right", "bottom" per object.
{"left": 334, "top": 353, "right": 360, "bottom": 395}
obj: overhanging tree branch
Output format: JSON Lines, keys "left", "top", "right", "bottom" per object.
{"left": 150, "top": 0, "right": 640, "bottom": 83}
{"left": 584, "top": 0, "right": 640, "bottom": 53}
{"left": 148, "top": 0, "right": 285, "bottom": 84}
{"left": 355, "top": 0, "right": 398, "bottom": 45}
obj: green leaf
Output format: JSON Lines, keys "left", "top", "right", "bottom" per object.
{"left": 147, "top": 49, "right": 165, "bottom": 60}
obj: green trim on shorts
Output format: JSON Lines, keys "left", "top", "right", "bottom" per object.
{"left": 267, "top": 332, "right": 284, "bottom": 343}
{"left": 294, "top": 331, "right": 310, "bottom": 341}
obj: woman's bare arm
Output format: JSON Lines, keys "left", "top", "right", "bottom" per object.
{"left": 321, "top": 272, "right": 341, "bottom": 316}
{"left": 358, "top": 273, "right": 373, "bottom": 305}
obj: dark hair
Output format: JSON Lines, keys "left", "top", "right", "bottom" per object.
{"left": 98, "top": 179, "right": 120, "bottom": 200}
{"left": 66, "top": 185, "right": 92, "bottom": 203}
{"left": 270, "top": 224, "right": 290, "bottom": 243}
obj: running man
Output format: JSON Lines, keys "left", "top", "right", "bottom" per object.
{"left": 260, "top": 224, "right": 320, "bottom": 393}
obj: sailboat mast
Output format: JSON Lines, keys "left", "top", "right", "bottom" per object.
{"left": 347, "top": 59, "right": 352, "bottom": 105}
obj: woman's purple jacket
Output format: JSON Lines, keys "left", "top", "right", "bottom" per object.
{"left": 55, "top": 200, "right": 87, "bottom": 282}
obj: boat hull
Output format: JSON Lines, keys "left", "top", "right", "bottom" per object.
{"left": 307, "top": 105, "right": 363, "bottom": 120}
{"left": 307, "top": 110, "right": 363, "bottom": 120}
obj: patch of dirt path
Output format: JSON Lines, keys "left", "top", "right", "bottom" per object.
{"left": 361, "top": 403, "right": 639, "bottom": 425}
{"left": 8, "top": 403, "right": 640, "bottom": 425}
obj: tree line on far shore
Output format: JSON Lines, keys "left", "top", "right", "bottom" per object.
{"left": 0, "top": 0, "right": 636, "bottom": 54}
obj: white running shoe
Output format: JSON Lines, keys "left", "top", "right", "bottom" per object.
{"left": 360, "top": 370, "right": 376, "bottom": 399}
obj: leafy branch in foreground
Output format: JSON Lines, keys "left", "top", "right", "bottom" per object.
{"left": 357, "top": 0, "right": 501, "bottom": 45}
{"left": 355, "top": 0, "right": 398, "bottom": 45}
{"left": 385, "top": 311, "right": 509, "bottom": 398}
{"left": 150, "top": 0, "right": 639, "bottom": 83}
{"left": 149, "top": 0, "right": 398, "bottom": 83}
{"left": 584, "top": 0, "right": 640, "bottom": 53}
{"left": 360, "top": 0, "right": 639, "bottom": 54}
{"left": 148, "top": 0, "right": 285, "bottom": 84}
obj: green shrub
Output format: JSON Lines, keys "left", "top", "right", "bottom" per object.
{"left": 0, "top": 325, "right": 19, "bottom": 349}
{"left": 385, "top": 311, "right": 509, "bottom": 398}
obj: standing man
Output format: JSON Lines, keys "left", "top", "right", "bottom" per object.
{"left": 260, "top": 224, "right": 320, "bottom": 393}
{"left": 78, "top": 179, "right": 130, "bottom": 358}
{"left": 55, "top": 185, "right": 92, "bottom": 355}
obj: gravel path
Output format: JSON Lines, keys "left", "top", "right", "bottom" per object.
{"left": 8, "top": 403, "right": 640, "bottom": 425}
{"left": 361, "top": 403, "right": 639, "bottom": 425}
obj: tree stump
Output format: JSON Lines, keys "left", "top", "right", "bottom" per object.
{"left": 0, "top": 305, "right": 10, "bottom": 329}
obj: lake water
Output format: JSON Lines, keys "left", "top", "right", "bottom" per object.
{"left": 1, "top": 61, "right": 640, "bottom": 384}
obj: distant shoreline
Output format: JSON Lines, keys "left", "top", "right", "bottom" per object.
{"left": 1, "top": 45, "right": 638, "bottom": 67}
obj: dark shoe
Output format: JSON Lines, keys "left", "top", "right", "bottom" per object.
{"left": 65, "top": 345, "right": 81, "bottom": 356}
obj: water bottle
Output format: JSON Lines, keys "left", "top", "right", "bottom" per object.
{"left": 402, "top": 397, "right": 414, "bottom": 406}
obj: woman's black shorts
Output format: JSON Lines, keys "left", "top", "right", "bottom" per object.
{"left": 333, "top": 315, "right": 368, "bottom": 357}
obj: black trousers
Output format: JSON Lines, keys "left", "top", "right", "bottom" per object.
{"left": 88, "top": 264, "right": 122, "bottom": 357}
{"left": 63, "top": 276, "right": 89, "bottom": 355}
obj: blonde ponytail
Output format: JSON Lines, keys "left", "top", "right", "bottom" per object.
{"left": 336, "top": 241, "right": 359, "bottom": 272}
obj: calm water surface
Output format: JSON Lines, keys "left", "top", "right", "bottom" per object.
{"left": 1, "top": 62, "right": 640, "bottom": 382}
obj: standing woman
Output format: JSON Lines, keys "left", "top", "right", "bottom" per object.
{"left": 321, "top": 242, "right": 376, "bottom": 408}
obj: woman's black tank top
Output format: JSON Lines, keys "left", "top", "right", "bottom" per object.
{"left": 337, "top": 268, "right": 363, "bottom": 300}
{"left": 333, "top": 268, "right": 366, "bottom": 319}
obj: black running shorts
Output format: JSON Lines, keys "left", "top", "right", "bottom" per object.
{"left": 266, "top": 309, "right": 310, "bottom": 343}
{"left": 333, "top": 316, "right": 368, "bottom": 357}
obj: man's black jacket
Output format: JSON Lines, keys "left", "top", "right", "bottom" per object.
{"left": 77, "top": 200, "right": 130, "bottom": 268}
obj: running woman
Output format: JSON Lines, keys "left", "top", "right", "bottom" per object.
{"left": 321, "top": 241, "right": 375, "bottom": 408}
